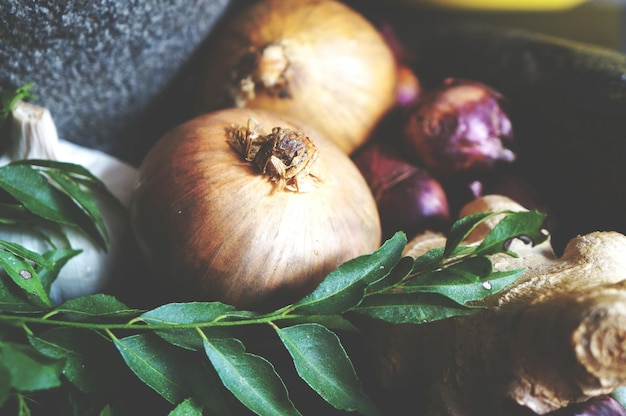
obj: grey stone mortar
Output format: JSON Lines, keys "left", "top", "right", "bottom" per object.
{"left": 0, "top": 0, "right": 233, "bottom": 165}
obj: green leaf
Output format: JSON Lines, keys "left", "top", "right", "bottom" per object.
{"left": 11, "top": 159, "right": 106, "bottom": 184}
{"left": 139, "top": 302, "right": 251, "bottom": 350}
{"left": 451, "top": 256, "right": 493, "bottom": 279}
{"left": 0, "top": 83, "right": 36, "bottom": 120}
{"left": 0, "top": 163, "right": 111, "bottom": 249}
{"left": 0, "top": 274, "right": 48, "bottom": 313}
{"left": 0, "top": 250, "right": 53, "bottom": 308}
{"left": 277, "top": 324, "right": 381, "bottom": 415}
{"left": 168, "top": 398, "right": 203, "bottom": 416}
{"left": 13, "top": 159, "right": 107, "bottom": 191}
{"left": 113, "top": 333, "right": 231, "bottom": 415}
{"left": 0, "top": 240, "right": 49, "bottom": 267}
{"left": 38, "top": 248, "right": 82, "bottom": 292}
{"left": 5, "top": 159, "right": 126, "bottom": 250}
{"left": 112, "top": 333, "right": 185, "bottom": 404}
{"left": 45, "top": 169, "right": 109, "bottom": 250}
{"left": 475, "top": 211, "right": 548, "bottom": 256}
{"left": 0, "top": 164, "right": 84, "bottom": 226}
{"left": 28, "top": 328, "right": 125, "bottom": 393}
{"left": 0, "top": 341, "right": 63, "bottom": 391}
{"left": 0, "top": 360, "right": 11, "bottom": 407}
{"left": 444, "top": 212, "right": 497, "bottom": 257}
{"left": 12, "top": 159, "right": 125, "bottom": 214}
{"left": 99, "top": 404, "right": 114, "bottom": 416}
{"left": 404, "top": 268, "right": 525, "bottom": 305}
{"left": 410, "top": 246, "right": 445, "bottom": 271}
{"left": 366, "top": 255, "right": 414, "bottom": 294}
{"left": 410, "top": 245, "right": 474, "bottom": 275}
{"left": 292, "top": 232, "right": 407, "bottom": 315}
{"left": 140, "top": 302, "right": 253, "bottom": 325}
{"left": 203, "top": 337, "right": 301, "bottom": 416}
{"left": 354, "top": 292, "right": 478, "bottom": 324}
{"left": 53, "top": 294, "right": 140, "bottom": 320}
{"left": 406, "top": 256, "right": 493, "bottom": 290}
{"left": 149, "top": 327, "right": 221, "bottom": 352}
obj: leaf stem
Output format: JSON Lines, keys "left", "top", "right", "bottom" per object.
{"left": 0, "top": 310, "right": 337, "bottom": 333}
{"left": 21, "top": 323, "right": 33, "bottom": 336}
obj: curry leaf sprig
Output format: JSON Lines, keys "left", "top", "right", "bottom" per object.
{"left": 0, "top": 159, "right": 112, "bottom": 250}
{"left": 0, "top": 207, "right": 547, "bottom": 416}
{"left": 0, "top": 159, "right": 118, "bottom": 315}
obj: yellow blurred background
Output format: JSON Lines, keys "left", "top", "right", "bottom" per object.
{"left": 406, "top": 0, "right": 589, "bottom": 11}
{"left": 399, "top": 0, "right": 625, "bottom": 51}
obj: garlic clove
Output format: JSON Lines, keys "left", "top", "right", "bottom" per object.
{"left": 4, "top": 101, "right": 59, "bottom": 162}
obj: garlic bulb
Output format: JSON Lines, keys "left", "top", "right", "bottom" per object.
{"left": 0, "top": 102, "right": 138, "bottom": 304}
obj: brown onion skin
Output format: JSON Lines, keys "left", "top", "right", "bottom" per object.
{"left": 403, "top": 78, "right": 516, "bottom": 177}
{"left": 353, "top": 141, "right": 450, "bottom": 241}
{"left": 195, "top": 0, "right": 397, "bottom": 155}
{"left": 130, "top": 108, "right": 381, "bottom": 311}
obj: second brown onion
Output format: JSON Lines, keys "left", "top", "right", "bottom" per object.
{"left": 130, "top": 108, "right": 382, "bottom": 311}
{"left": 194, "top": 0, "right": 397, "bottom": 154}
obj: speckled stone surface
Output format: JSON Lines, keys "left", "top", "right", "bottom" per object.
{"left": 0, "top": 0, "right": 232, "bottom": 165}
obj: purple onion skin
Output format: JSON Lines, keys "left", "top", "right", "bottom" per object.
{"left": 548, "top": 395, "right": 626, "bottom": 416}
{"left": 403, "top": 78, "right": 516, "bottom": 177}
{"left": 377, "top": 168, "right": 450, "bottom": 240}
{"left": 353, "top": 142, "right": 450, "bottom": 240}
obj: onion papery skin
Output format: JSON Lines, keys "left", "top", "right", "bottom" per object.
{"left": 402, "top": 78, "right": 516, "bottom": 177}
{"left": 195, "top": 0, "right": 397, "bottom": 155}
{"left": 130, "top": 108, "right": 381, "bottom": 311}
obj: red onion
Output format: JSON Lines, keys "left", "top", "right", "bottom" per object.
{"left": 353, "top": 141, "right": 450, "bottom": 240}
{"left": 403, "top": 78, "right": 516, "bottom": 177}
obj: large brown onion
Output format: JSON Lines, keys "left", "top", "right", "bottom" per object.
{"left": 194, "top": 0, "right": 397, "bottom": 154}
{"left": 130, "top": 108, "right": 381, "bottom": 311}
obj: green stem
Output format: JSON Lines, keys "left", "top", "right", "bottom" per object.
{"left": 21, "top": 323, "right": 33, "bottom": 337}
{"left": 104, "top": 327, "right": 117, "bottom": 341}
{"left": 0, "top": 311, "right": 329, "bottom": 333}
{"left": 196, "top": 326, "right": 209, "bottom": 342}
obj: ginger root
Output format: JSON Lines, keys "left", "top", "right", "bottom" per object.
{"left": 364, "top": 195, "right": 626, "bottom": 415}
